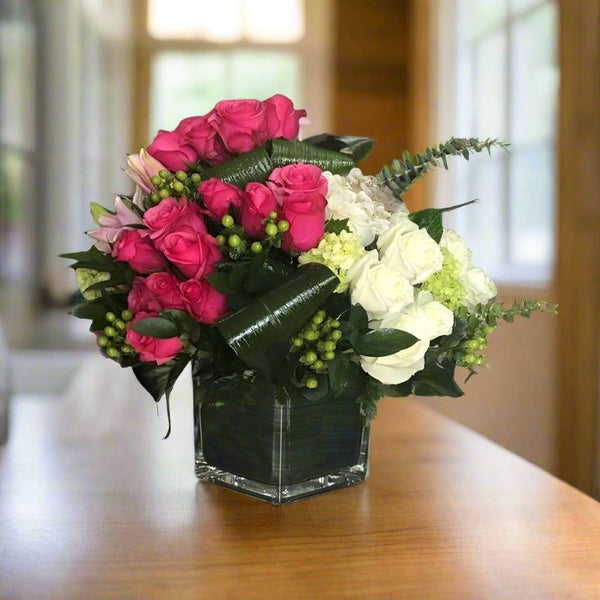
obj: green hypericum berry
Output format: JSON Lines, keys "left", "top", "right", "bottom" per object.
{"left": 265, "top": 223, "right": 278, "bottom": 237}
{"left": 312, "top": 314, "right": 324, "bottom": 325}
{"left": 330, "top": 330, "right": 342, "bottom": 341}
{"left": 191, "top": 173, "right": 201, "bottom": 183}
{"left": 121, "top": 310, "right": 133, "bottom": 322}
{"left": 150, "top": 175, "right": 161, "bottom": 186}
{"left": 158, "top": 169, "right": 170, "bottom": 179}
{"left": 175, "top": 170, "right": 187, "bottom": 182}
{"left": 304, "top": 351, "right": 318, "bottom": 365}
{"left": 114, "top": 319, "right": 126, "bottom": 331}
{"left": 97, "top": 335, "right": 109, "bottom": 347}
{"left": 150, "top": 192, "right": 160, "bottom": 203}
{"left": 316, "top": 310, "right": 326, "bottom": 318}
{"left": 465, "top": 339, "right": 479, "bottom": 350}
{"left": 251, "top": 241, "right": 263, "bottom": 254}
{"left": 120, "top": 345, "right": 131, "bottom": 354}
{"left": 323, "top": 340, "right": 336, "bottom": 352}
{"left": 106, "top": 347, "right": 119, "bottom": 358}
{"left": 303, "top": 330, "right": 318, "bottom": 341}
{"left": 173, "top": 181, "right": 184, "bottom": 193}
{"left": 221, "top": 214, "right": 234, "bottom": 228}
{"left": 228, "top": 234, "right": 241, "bottom": 248}
{"left": 216, "top": 234, "right": 226, "bottom": 246}
{"left": 474, "top": 357, "right": 484, "bottom": 365}
{"left": 158, "top": 188, "right": 170, "bottom": 199}
{"left": 479, "top": 341, "right": 488, "bottom": 349}
{"left": 105, "top": 312, "right": 116, "bottom": 322}
{"left": 268, "top": 211, "right": 278, "bottom": 220}
{"left": 483, "top": 326, "right": 495, "bottom": 335}
{"left": 277, "top": 220, "right": 290, "bottom": 233}
{"left": 464, "top": 353, "right": 477, "bottom": 365}
{"left": 103, "top": 326, "right": 116, "bottom": 338}
{"left": 322, "top": 351, "right": 335, "bottom": 361}
{"left": 305, "top": 377, "right": 318, "bottom": 389}
{"left": 312, "top": 359, "right": 325, "bottom": 370}
{"left": 292, "top": 337, "right": 304, "bottom": 347}
{"left": 329, "top": 319, "right": 340, "bottom": 328}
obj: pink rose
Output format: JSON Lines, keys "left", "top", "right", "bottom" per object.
{"left": 267, "top": 162, "right": 328, "bottom": 204}
{"left": 210, "top": 99, "right": 268, "bottom": 154}
{"left": 176, "top": 114, "right": 231, "bottom": 165}
{"left": 162, "top": 227, "right": 221, "bottom": 280}
{"left": 179, "top": 279, "right": 227, "bottom": 324}
{"left": 143, "top": 197, "right": 207, "bottom": 250}
{"left": 127, "top": 277, "right": 162, "bottom": 314}
{"left": 145, "top": 272, "right": 184, "bottom": 309}
{"left": 264, "top": 94, "right": 307, "bottom": 140}
{"left": 112, "top": 230, "right": 164, "bottom": 274}
{"left": 198, "top": 178, "right": 244, "bottom": 221}
{"left": 281, "top": 192, "right": 327, "bottom": 252}
{"left": 146, "top": 130, "right": 198, "bottom": 172}
{"left": 239, "top": 182, "right": 277, "bottom": 237}
{"left": 126, "top": 312, "right": 183, "bottom": 365}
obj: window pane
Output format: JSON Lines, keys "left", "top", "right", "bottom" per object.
{"left": 243, "top": 0, "right": 304, "bottom": 43}
{"left": 509, "top": 145, "right": 554, "bottom": 266}
{"left": 510, "top": 0, "right": 542, "bottom": 14}
{"left": 458, "top": 0, "right": 507, "bottom": 39}
{"left": 150, "top": 51, "right": 300, "bottom": 137}
{"left": 473, "top": 31, "right": 507, "bottom": 137}
{"left": 147, "top": 0, "right": 243, "bottom": 42}
{"left": 510, "top": 4, "right": 558, "bottom": 145}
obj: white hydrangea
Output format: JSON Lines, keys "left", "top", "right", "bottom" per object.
{"left": 323, "top": 168, "right": 408, "bottom": 246}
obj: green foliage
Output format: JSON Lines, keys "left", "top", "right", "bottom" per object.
{"left": 379, "top": 137, "right": 510, "bottom": 198}
{"left": 302, "top": 134, "right": 375, "bottom": 164}
{"left": 408, "top": 200, "right": 477, "bottom": 243}
{"left": 350, "top": 328, "right": 418, "bottom": 357}
{"left": 357, "top": 377, "right": 383, "bottom": 421}
{"left": 324, "top": 219, "right": 350, "bottom": 234}
{"left": 202, "top": 147, "right": 274, "bottom": 188}
{"left": 270, "top": 139, "right": 355, "bottom": 174}
{"left": 216, "top": 263, "right": 339, "bottom": 379}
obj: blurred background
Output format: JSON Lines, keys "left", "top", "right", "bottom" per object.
{"left": 0, "top": 0, "right": 598, "bottom": 496}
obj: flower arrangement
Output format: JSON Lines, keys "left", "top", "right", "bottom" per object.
{"left": 63, "top": 94, "right": 555, "bottom": 436}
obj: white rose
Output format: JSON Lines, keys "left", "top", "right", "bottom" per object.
{"left": 360, "top": 291, "right": 454, "bottom": 385}
{"left": 440, "top": 229, "right": 472, "bottom": 275}
{"left": 377, "top": 221, "right": 443, "bottom": 284}
{"left": 347, "top": 251, "right": 414, "bottom": 320}
{"left": 462, "top": 267, "right": 497, "bottom": 310}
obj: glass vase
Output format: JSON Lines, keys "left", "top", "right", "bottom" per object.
{"left": 193, "top": 378, "right": 370, "bottom": 505}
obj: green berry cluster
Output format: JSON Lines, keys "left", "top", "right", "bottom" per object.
{"left": 291, "top": 310, "right": 342, "bottom": 389}
{"left": 263, "top": 211, "right": 290, "bottom": 240}
{"left": 97, "top": 310, "right": 135, "bottom": 360}
{"left": 146, "top": 169, "right": 201, "bottom": 207}
{"left": 455, "top": 325, "right": 494, "bottom": 367}
{"left": 216, "top": 214, "right": 249, "bottom": 260}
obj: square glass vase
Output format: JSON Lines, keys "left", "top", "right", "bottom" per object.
{"left": 194, "top": 382, "right": 370, "bottom": 505}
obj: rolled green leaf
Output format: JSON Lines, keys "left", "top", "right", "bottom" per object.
{"left": 202, "top": 147, "right": 274, "bottom": 188}
{"left": 270, "top": 139, "right": 355, "bottom": 174}
{"left": 216, "top": 263, "right": 339, "bottom": 377}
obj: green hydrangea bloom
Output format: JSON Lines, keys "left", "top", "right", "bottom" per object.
{"left": 298, "top": 230, "right": 365, "bottom": 292}
{"left": 75, "top": 268, "right": 112, "bottom": 300}
{"left": 422, "top": 248, "right": 466, "bottom": 310}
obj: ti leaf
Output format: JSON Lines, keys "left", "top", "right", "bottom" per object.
{"left": 216, "top": 263, "right": 339, "bottom": 379}
{"left": 408, "top": 200, "right": 477, "bottom": 243}
{"left": 302, "top": 134, "right": 375, "bottom": 164}
{"left": 202, "top": 147, "right": 274, "bottom": 188}
{"left": 350, "top": 328, "right": 418, "bottom": 357}
{"left": 269, "top": 139, "right": 355, "bottom": 174}
{"left": 133, "top": 355, "right": 190, "bottom": 438}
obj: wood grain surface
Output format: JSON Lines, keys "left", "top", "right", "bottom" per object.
{"left": 1, "top": 388, "right": 599, "bottom": 599}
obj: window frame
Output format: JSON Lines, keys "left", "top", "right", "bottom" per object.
{"left": 432, "top": 0, "right": 558, "bottom": 286}
{"left": 131, "top": 0, "right": 334, "bottom": 150}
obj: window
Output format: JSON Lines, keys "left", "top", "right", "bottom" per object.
{"left": 138, "top": 0, "right": 331, "bottom": 142}
{"left": 434, "top": 0, "right": 559, "bottom": 284}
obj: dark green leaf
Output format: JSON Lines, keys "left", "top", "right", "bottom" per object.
{"left": 324, "top": 219, "right": 350, "bottom": 234}
{"left": 350, "top": 328, "right": 418, "bottom": 357}
{"left": 327, "top": 353, "right": 354, "bottom": 394}
{"left": 349, "top": 303, "right": 369, "bottom": 333}
{"left": 159, "top": 309, "right": 199, "bottom": 335}
{"left": 408, "top": 200, "right": 477, "bottom": 243}
{"left": 269, "top": 139, "right": 355, "bottom": 174}
{"left": 380, "top": 382, "right": 412, "bottom": 397}
{"left": 132, "top": 317, "right": 180, "bottom": 339}
{"left": 216, "top": 263, "right": 339, "bottom": 379}
{"left": 303, "top": 134, "right": 375, "bottom": 163}
{"left": 71, "top": 302, "right": 108, "bottom": 320}
{"left": 411, "top": 363, "right": 464, "bottom": 397}
{"left": 206, "top": 271, "right": 237, "bottom": 294}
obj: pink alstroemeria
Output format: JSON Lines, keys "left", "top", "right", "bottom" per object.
{"left": 125, "top": 148, "right": 166, "bottom": 194}
{"left": 87, "top": 196, "right": 144, "bottom": 253}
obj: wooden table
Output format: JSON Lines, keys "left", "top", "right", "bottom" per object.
{"left": 2, "top": 378, "right": 600, "bottom": 599}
